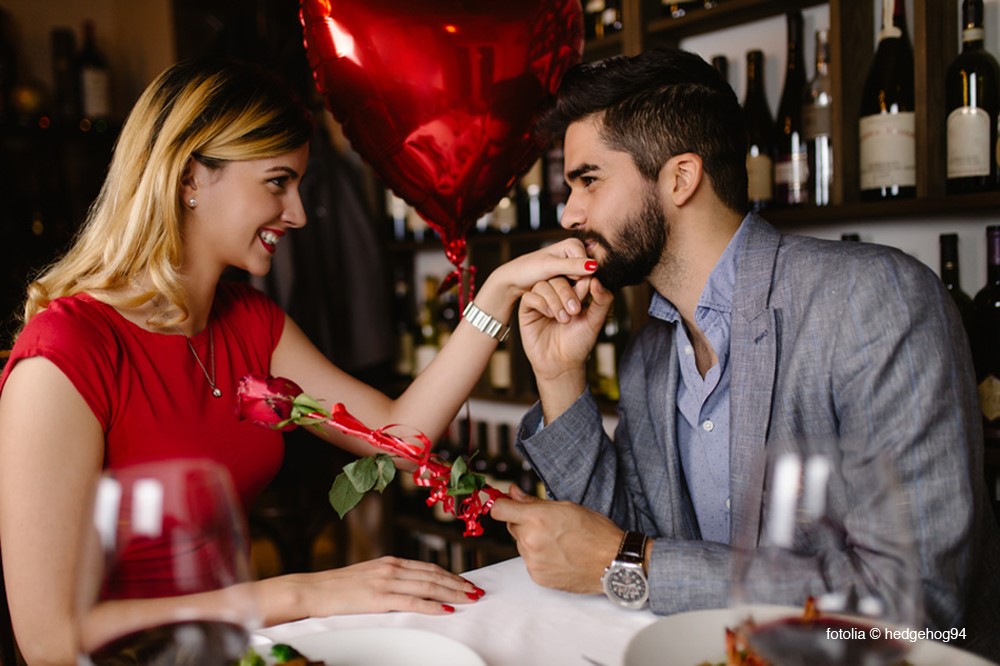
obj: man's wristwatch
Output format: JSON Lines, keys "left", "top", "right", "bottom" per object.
{"left": 601, "top": 531, "right": 649, "bottom": 609}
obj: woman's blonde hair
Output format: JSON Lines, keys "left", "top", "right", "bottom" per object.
{"left": 20, "top": 58, "right": 313, "bottom": 331}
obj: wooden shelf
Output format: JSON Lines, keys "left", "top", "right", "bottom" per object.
{"left": 765, "top": 192, "right": 1000, "bottom": 226}
{"left": 644, "top": 0, "right": 828, "bottom": 46}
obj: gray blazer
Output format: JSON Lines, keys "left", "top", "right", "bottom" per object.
{"left": 519, "top": 214, "right": 1000, "bottom": 660}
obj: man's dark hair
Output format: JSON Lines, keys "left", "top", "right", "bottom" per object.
{"left": 538, "top": 48, "right": 749, "bottom": 213}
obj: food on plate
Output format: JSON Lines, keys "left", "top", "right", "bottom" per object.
{"left": 239, "top": 643, "right": 325, "bottom": 666}
{"left": 699, "top": 598, "right": 913, "bottom": 666}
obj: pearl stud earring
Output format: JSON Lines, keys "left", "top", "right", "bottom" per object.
{"left": 188, "top": 198, "right": 197, "bottom": 208}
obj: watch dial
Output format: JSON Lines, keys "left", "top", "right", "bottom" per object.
{"left": 607, "top": 567, "right": 647, "bottom": 604}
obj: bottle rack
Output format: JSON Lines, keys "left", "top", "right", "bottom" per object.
{"left": 587, "top": 0, "right": 988, "bottom": 212}
{"left": 381, "top": 0, "right": 1000, "bottom": 555}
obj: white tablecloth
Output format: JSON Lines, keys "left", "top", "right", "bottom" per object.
{"left": 256, "top": 557, "right": 658, "bottom": 666}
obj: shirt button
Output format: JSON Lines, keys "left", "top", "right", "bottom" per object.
{"left": 702, "top": 420, "right": 714, "bottom": 432}
{"left": 684, "top": 344, "right": 694, "bottom": 356}
{"left": 725, "top": 498, "right": 731, "bottom": 510}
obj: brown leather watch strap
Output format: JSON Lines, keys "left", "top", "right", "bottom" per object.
{"left": 618, "top": 531, "right": 647, "bottom": 565}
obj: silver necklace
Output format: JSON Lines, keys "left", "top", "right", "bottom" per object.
{"left": 175, "top": 325, "right": 222, "bottom": 398}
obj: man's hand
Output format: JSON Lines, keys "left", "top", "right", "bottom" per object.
{"left": 490, "top": 485, "right": 623, "bottom": 594}
{"left": 518, "top": 276, "right": 614, "bottom": 423}
{"left": 518, "top": 275, "right": 613, "bottom": 382}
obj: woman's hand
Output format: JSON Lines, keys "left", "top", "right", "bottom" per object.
{"left": 263, "top": 556, "right": 485, "bottom": 622}
{"left": 471, "top": 238, "right": 597, "bottom": 324}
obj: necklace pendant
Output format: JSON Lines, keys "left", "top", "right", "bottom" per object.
{"left": 212, "top": 388, "right": 222, "bottom": 398}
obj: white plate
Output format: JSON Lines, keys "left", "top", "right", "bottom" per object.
{"left": 265, "top": 627, "right": 485, "bottom": 666}
{"left": 624, "top": 607, "right": 996, "bottom": 666}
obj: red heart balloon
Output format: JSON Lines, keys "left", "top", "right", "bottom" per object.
{"left": 300, "top": 0, "right": 583, "bottom": 268}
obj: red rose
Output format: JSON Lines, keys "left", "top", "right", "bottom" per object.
{"left": 236, "top": 374, "right": 303, "bottom": 432}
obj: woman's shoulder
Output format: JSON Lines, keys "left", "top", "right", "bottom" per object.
{"left": 18, "top": 294, "right": 119, "bottom": 347}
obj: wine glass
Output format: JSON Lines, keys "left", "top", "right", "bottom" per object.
{"left": 75, "top": 459, "right": 260, "bottom": 665}
{"left": 729, "top": 438, "right": 921, "bottom": 666}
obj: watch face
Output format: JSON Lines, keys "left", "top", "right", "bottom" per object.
{"left": 603, "top": 563, "right": 648, "bottom": 609}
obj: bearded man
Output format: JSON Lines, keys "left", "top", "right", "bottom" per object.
{"left": 490, "top": 48, "right": 1000, "bottom": 661}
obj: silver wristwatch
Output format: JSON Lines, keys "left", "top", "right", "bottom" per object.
{"left": 601, "top": 531, "right": 649, "bottom": 609}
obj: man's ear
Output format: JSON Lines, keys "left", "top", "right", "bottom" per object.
{"left": 663, "top": 152, "right": 703, "bottom": 207}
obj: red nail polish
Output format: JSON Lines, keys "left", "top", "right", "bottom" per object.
{"left": 585, "top": 260, "right": 598, "bottom": 271}
{"left": 442, "top": 604, "right": 456, "bottom": 613}
{"left": 474, "top": 586, "right": 486, "bottom": 596}
{"left": 466, "top": 592, "right": 480, "bottom": 600}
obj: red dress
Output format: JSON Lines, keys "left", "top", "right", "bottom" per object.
{"left": 0, "top": 281, "right": 286, "bottom": 511}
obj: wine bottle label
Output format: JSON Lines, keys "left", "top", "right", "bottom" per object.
{"left": 414, "top": 344, "right": 437, "bottom": 376}
{"left": 395, "top": 332, "right": 414, "bottom": 376}
{"left": 595, "top": 341, "right": 617, "bottom": 378}
{"left": 980, "top": 375, "right": 1000, "bottom": 423}
{"left": 859, "top": 112, "right": 916, "bottom": 189}
{"left": 746, "top": 153, "right": 773, "bottom": 201}
{"left": 406, "top": 207, "right": 428, "bottom": 240}
{"left": 489, "top": 349, "right": 512, "bottom": 390}
{"left": 774, "top": 152, "right": 810, "bottom": 187}
{"left": 963, "top": 27, "right": 985, "bottom": 44}
{"left": 947, "top": 107, "right": 991, "bottom": 178}
{"left": 81, "top": 66, "right": 110, "bottom": 118}
{"left": 803, "top": 104, "right": 832, "bottom": 141}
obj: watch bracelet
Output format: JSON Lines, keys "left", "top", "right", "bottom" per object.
{"left": 462, "top": 301, "right": 511, "bottom": 342}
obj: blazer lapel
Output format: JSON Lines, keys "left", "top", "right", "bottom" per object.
{"left": 729, "top": 215, "right": 780, "bottom": 548}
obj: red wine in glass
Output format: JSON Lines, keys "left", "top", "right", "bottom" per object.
{"left": 88, "top": 619, "right": 249, "bottom": 665}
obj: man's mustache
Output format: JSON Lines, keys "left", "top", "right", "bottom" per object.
{"left": 572, "top": 230, "right": 612, "bottom": 255}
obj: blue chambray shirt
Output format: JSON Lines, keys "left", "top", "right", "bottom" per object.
{"left": 646, "top": 215, "right": 750, "bottom": 544}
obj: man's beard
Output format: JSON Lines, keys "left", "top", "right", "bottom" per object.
{"left": 574, "top": 191, "right": 666, "bottom": 292}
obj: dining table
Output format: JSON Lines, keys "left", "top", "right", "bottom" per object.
{"left": 254, "top": 556, "right": 998, "bottom": 666}
{"left": 254, "top": 556, "right": 659, "bottom": 666}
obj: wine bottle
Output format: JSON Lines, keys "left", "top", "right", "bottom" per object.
{"left": 939, "top": 233, "right": 974, "bottom": 338}
{"left": 519, "top": 159, "right": 544, "bottom": 231}
{"left": 744, "top": 50, "right": 775, "bottom": 211}
{"left": 588, "top": 292, "right": 629, "bottom": 401}
{"left": 491, "top": 423, "right": 518, "bottom": 486}
{"left": 436, "top": 286, "right": 460, "bottom": 349}
{"left": 77, "top": 20, "right": 111, "bottom": 120}
{"left": 488, "top": 189, "right": 518, "bottom": 234}
{"left": 406, "top": 206, "right": 428, "bottom": 243}
{"left": 803, "top": 28, "right": 834, "bottom": 207}
{"left": 946, "top": 0, "right": 1000, "bottom": 194}
{"left": 544, "top": 139, "right": 570, "bottom": 228}
{"left": 711, "top": 55, "right": 729, "bottom": 87}
{"left": 49, "top": 28, "right": 79, "bottom": 122}
{"left": 413, "top": 275, "right": 440, "bottom": 376}
{"left": 774, "top": 11, "right": 808, "bottom": 207}
{"left": 432, "top": 421, "right": 463, "bottom": 522}
{"left": 488, "top": 333, "right": 513, "bottom": 396}
{"left": 470, "top": 421, "right": 496, "bottom": 488}
{"left": 971, "top": 225, "right": 1000, "bottom": 448}
{"left": 859, "top": 0, "right": 915, "bottom": 201}
{"left": 584, "top": 0, "right": 622, "bottom": 40}
{"left": 392, "top": 270, "right": 417, "bottom": 378}
{"left": 385, "top": 191, "right": 409, "bottom": 242}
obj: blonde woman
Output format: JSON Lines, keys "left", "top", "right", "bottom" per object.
{"left": 0, "top": 58, "right": 596, "bottom": 665}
